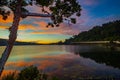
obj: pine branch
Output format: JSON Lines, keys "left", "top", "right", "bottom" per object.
{"left": 21, "top": 12, "right": 52, "bottom": 18}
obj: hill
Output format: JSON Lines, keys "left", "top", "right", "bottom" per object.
{"left": 0, "top": 38, "right": 40, "bottom": 46}
{"left": 64, "top": 20, "right": 120, "bottom": 44}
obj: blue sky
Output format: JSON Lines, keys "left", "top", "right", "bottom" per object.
{"left": 0, "top": 0, "right": 120, "bottom": 43}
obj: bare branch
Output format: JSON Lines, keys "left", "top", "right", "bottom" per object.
{"left": 21, "top": 12, "right": 52, "bottom": 18}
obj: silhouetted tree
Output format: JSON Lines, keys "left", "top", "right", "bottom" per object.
{"left": 0, "top": 0, "right": 81, "bottom": 76}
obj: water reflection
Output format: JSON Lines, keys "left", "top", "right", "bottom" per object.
{"left": 1, "top": 45, "right": 120, "bottom": 79}
{"left": 68, "top": 45, "right": 120, "bottom": 69}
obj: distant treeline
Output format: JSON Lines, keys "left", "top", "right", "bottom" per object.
{"left": 64, "top": 20, "right": 120, "bottom": 44}
{"left": 0, "top": 39, "right": 40, "bottom": 46}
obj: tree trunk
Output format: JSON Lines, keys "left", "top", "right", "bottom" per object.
{"left": 0, "top": 0, "right": 22, "bottom": 77}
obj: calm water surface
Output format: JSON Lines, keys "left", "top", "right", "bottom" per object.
{"left": 0, "top": 45, "right": 120, "bottom": 79}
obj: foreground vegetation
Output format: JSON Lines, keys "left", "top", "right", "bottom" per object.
{"left": 65, "top": 20, "right": 120, "bottom": 44}
{"left": 1, "top": 66, "right": 59, "bottom": 80}
{"left": 2, "top": 65, "right": 118, "bottom": 80}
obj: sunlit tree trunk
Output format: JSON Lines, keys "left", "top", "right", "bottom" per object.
{"left": 0, "top": 0, "right": 22, "bottom": 76}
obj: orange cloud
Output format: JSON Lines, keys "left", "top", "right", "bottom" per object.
{"left": 0, "top": 13, "right": 13, "bottom": 23}
{"left": 39, "top": 21, "right": 47, "bottom": 27}
{"left": 33, "top": 21, "right": 48, "bottom": 30}
{"left": 0, "top": 24, "right": 37, "bottom": 30}
{"left": 0, "top": 14, "right": 13, "bottom": 30}
{"left": 18, "top": 24, "right": 37, "bottom": 30}
{"left": 30, "top": 23, "right": 79, "bottom": 35}
{"left": 0, "top": 25, "right": 8, "bottom": 29}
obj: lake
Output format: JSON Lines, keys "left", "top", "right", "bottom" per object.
{"left": 0, "top": 45, "right": 120, "bottom": 79}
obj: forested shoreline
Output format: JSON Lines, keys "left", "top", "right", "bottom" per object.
{"left": 64, "top": 20, "right": 120, "bottom": 44}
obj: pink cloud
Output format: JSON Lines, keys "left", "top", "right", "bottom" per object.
{"left": 30, "top": 23, "right": 81, "bottom": 35}
{"left": 25, "top": 4, "right": 51, "bottom": 14}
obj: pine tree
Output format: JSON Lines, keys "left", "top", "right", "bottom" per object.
{"left": 0, "top": 0, "right": 81, "bottom": 76}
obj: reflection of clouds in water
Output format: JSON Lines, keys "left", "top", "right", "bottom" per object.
{"left": 2, "top": 70, "right": 18, "bottom": 77}
{"left": 4, "top": 54, "right": 80, "bottom": 75}
{"left": 4, "top": 53, "right": 120, "bottom": 78}
{"left": 3, "top": 45, "right": 120, "bottom": 79}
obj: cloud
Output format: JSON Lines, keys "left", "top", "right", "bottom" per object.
{"left": 0, "top": 25, "right": 8, "bottom": 30}
{"left": 25, "top": 4, "right": 51, "bottom": 14}
{"left": 0, "top": 13, "right": 13, "bottom": 23}
{"left": 1, "top": 0, "right": 119, "bottom": 43}
{"left": 23, "top": 4, "right": 82, "bottom": 35}
{"left": 2, "top": 70, "right": 18, "bottom": 77}
{"left": 79, "top": 0, "right": 98, "bottom": 6}
{"left": 18, "top": 24, "right": 37, "bottom": 30}
{"left": 0, "top": 14, "right": 13, "bottom": 30}
{"left": 19, "top": 18, "right": 82, "bottom": 36}
{"left": 30, "top": 23, "right": 80, "bottom": 35}
{"left": 0, "top": 24, "right": 37, "bottom": 31}
{"left": 0, "top": 3, "right": 82, "bottom": 38}
{"left": 32, "top": 21, "right": 48, "bottom": 30}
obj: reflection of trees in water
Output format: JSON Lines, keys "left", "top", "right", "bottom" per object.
{"left": 76, "top": 51, "right": 120, "bottom": 69}
{"left": 65, "top": 45, "right": 120, "bottom": 69}
{"left": 66, "top": 45, "right": 106, "bottom": 54}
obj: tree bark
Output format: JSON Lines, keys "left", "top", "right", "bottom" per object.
{"left": 0, "top": 0, "right": 22, "bottom": 77}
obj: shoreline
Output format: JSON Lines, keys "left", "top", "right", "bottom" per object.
{"left": 71, "top": 41, "right": 120, "bottom": 44}
{"left": 71, "top": 41, "right": 109, "bottom": 44}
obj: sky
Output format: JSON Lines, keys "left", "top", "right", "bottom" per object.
{"left": 0, "top": 0, "right": 120, "bottom": 44}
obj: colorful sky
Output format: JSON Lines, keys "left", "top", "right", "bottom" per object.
{"left": 0, "top": 0, "right": 120, "bottom": 44}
